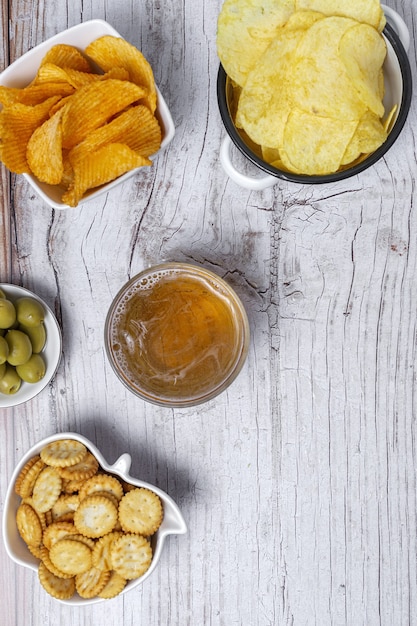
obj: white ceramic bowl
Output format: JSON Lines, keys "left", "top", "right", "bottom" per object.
{"left": 2, "top": 432, "right": 187, "bottom": 605}
{"left": 0, "top": 284, "right": 62, "bottom": 407}
{"left": 0, "top": 20, "right": 175, "bottom": 208}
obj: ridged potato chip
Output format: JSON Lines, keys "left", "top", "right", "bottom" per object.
{"left": 85, "top": 35, "right": 157, "bottom": 112}
{"left": 61, "top": 78, "right": 147, "bottom": 149}
{"left": 68, "top": 104, "right": 161, "bottom": 167}
{"left": 39, "top": 43, "right": 93, "bottom": 72}
{"left": 27, "top": 107, "right": 65, "bottom": 184}
{"left": 0, "top": 82, "right": 74, "bottom": 107}
{"left": 0, "top": 96, "right": 61, "bottom": 173}
{"left": 34, "top": 63, "right": 98, "bottom": 89}
{"left": 62, "top": 143, "right": 151, "bottom": 207}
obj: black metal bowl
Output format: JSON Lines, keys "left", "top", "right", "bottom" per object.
{"left": 217, "top": 20, "right": 412, "bottom": 185}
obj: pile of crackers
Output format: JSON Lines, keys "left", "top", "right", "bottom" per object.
{"left": 14, "top": 439, "right": 163, "bottom": 600}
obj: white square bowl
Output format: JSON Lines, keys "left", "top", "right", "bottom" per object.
{"left": 0, "top": 20, "right": 175, "bottom": 209}
{"left": 2, "top": 432, "right": 187, "bottom": 605}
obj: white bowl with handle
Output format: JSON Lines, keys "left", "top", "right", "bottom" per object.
{"left": 2, "top": 432, "right": 187, "bottom": 605}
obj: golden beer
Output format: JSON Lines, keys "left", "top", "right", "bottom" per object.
{"left": 105, "top": 263, "right": 250, "bottom": 406}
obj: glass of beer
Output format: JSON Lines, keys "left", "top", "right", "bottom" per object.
{"left": 104, "top": 262, "right": 250, "bottom": 407}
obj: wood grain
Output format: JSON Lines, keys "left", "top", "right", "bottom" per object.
{"left": 1, "top": 1, "right": 416, "bottom": 624}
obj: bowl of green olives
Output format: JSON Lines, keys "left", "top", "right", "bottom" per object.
{"left": 0, "top": 284, "right": 62, "bottom": 407}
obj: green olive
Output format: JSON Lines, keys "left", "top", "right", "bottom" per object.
{"left": 15, "top": 296, "right": 45, "bottom": 327}
{"left": 19, "top": 322, "right": 46, "bottom": 353}
{"left": 5, "top": 329, "right": 32, "bottom": 366}
{"left": 0, "top": 362, "right": 6, "bottom": 380}
{"left": 0, "top": 335, "right": 9, "bottom": 364}
{"left": 16, "top": 353, "right": 46, "bottom": 383}
{"left": 0, "top": 288, "right": 6, "bottom": 299}
{"left": 0, "top": 364, "right": 22, "bottom": 394}
{"left": 0, "top": 299, "right": 16, "bottom": 329}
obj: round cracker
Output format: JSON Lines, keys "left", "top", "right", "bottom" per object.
{"left": 40, "top": 439, "right": 88, "bottom": 468}
{"left": 32, "top": 466, "right": 62, "bottom": 513}
{"left": 74, "top": 494, "right": 118, "bottom": 538}
{"left": 15, "top": 456, "right": 46, "bottom": 498}
{"left": 110, "top": 533, "right": 152, "bottom": 579}
{"left": 118, "top": 487, "right": 163, "bottom": 536}
{"left": 92, "top": 531, "right": 123, "bottom": 571}
{"left": 78, "top": 474, "right": 123, "bottom": 502}
{"left": 49, "top": 538, "right": 92, "bottom": 575}
{"left": 40, "top": 545, "right": 75, "bottom": 579}
{"left": 16, "top": 502, "right": 43, "bottom": 548}
{"left": 98, "top": 570, "right": 127, "bottom": 599}
{"left": 42, "top": 521, "right": 78, "bottom": 550}
{"left": 38, "top": 561, "right": 75, "bottom": 600}
{"left": 75, "top": 566, "right": 110, "bottom": 598}
{"left": 57, "top": 451, "right": 99, "bottom": 481}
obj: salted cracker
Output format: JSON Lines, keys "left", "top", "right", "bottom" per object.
{"left": 118, "top": 487, "right": 163, "bottom": 536}
{"left": 40, "top": 439, "right": 87, "bottom": 468}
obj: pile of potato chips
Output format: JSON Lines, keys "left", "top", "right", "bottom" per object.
{"left": 217, "top": 0, "right": 396, "bottom": 175}
{"left": 0, "top": 36, "right": 162, "bottom": 206}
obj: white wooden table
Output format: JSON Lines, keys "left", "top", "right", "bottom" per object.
{"left": 1, "top": 1, "right": 416, "bottom": 624}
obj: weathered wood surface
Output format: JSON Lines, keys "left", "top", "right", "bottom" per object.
{"left": 0, "top": 1, "right": 416, "bottom": 624}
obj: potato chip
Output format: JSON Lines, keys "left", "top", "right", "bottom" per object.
{"left": 217, "top": 0, "right": 295, "bottom": 87}
{"left": 68, "top": 105, "right": 161, "bottom": 167}
{"left": 340, "top": 110, "right": 387, "bottom": 165}
{"left": 295, "top": 0, "right": 385, "bottom": 31}
{"left": 288, "top": 17, "right": 368, "bottom": 121}
{"left": 34, "top": 63, "right": 98, "bottom": 89}
{"left": 0, "top": 96, "right": 61, "bottom": 173}
{"left": 282, "top": 108, "right": 358, "bottom": 174}
{"left": 39, "top": 44, "right": 92, "bottom": 72}
{"left": 60, "top": 78, "right": 147, "bottom": 149}
{"left": 62, "top": 143, "right": 151, "bottom": 207}
{"left": 27, "top": 106, "right": 65, "bottom": 184}
{"left": 339, "top": 22, "right": 386, "bottom": 117}
{"left": 0, "top": 82, "right": 74, "bottom": 107}
{"left": 85, "top": 35, "right": 157, "bottom": 112}
{"left": 236, "top": 28, "right": 302, "bottom": 150}
{"left": 383, "top": 105, "right": 398, "bottom": 134}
